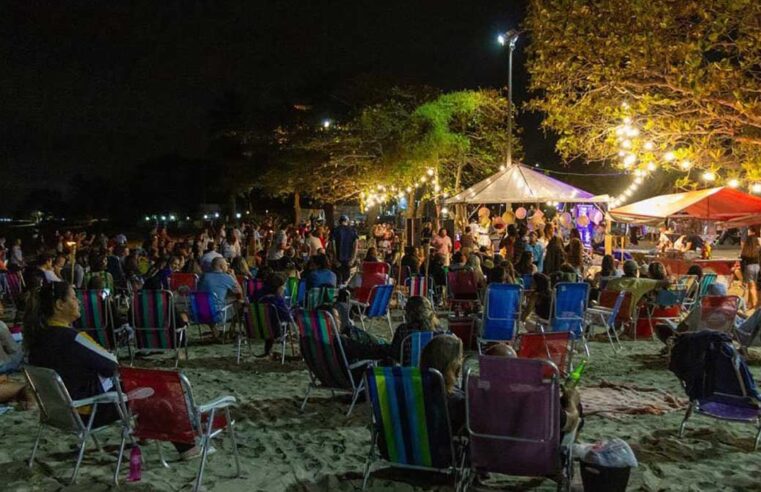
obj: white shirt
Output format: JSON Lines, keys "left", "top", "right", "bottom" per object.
{"left": 306, "top": 235, "right": 323, "bottom": 256}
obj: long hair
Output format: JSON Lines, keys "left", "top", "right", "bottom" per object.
{"left": 543, "top": 236, "right": 566, "bottom": 275}
{"left": 404, "top": 296, "right": 438, "bottom": 330}
{"left": 567, "top": 238, "right": 584, "bottom": 269}
{"left": 601, "top": 255, "right": 616, "bottom": 277}
{"left": 420, "top": 335, "right": 463, "bottom": 394}
{"left": 23, "top": 280, "right": 72, "bottom": 351}
{"left": 741, "top": 228, "right": 760, "bottom": 260}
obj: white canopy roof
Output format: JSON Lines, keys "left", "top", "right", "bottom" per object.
{"left": 445, "top": 163, "right": 609, "bottom": 205}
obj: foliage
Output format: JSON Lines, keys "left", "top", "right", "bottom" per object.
{"left": 525, "top": 0, "right": 761, "bottom": 185}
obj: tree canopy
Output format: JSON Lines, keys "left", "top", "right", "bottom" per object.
{"left": 525, "top": 0, "right": 761, "bottom": 188}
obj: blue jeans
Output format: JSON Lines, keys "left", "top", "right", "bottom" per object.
{"left": 0, "top": 351, "right": 23, "bottom": 374}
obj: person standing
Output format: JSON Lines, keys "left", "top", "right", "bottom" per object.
{"left": 741, "top": 227, "right": 761, "bottom": 310}
{"left": 330, "top": 215, "right": 359, "bottom": 285}
{"left": 431, "top": 227, "right": 453, "bottom": 266}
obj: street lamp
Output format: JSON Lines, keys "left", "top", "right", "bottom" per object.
{"left": 498, "top": 30, "right": 520, "bottom": 169}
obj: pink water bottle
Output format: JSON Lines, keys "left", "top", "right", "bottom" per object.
{"left": 127, "top": 445, "right": 142, "bottom": 482}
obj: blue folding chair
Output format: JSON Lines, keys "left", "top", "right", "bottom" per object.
{"left": 478, "top": 284, "right": 523, "bottom": 353}
{"left": 546, "top": 282, "right": 590, "bottom": 356}
{"left": 585, "top": 290, "right": 625, "bottom": 351}
{"left": 351, "top": 284, "right": 394, "bottom": 336}
{"left": 399, "top": 331, "right": 438, "bottom": 366}
{"left": 520, "top": 274, "right": 534, "bottom": 290}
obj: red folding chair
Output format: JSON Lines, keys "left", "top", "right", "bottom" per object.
{"left": 517, "top": 331, "right": 573, "bottom": 377}
{"left": 698, "top": 295, "right": 740, "bottom": 333}
{"left": 119, "top": 367, "right": 240, "bottom": 492}
{"left": 169, "top": 273, "right": 198, "bottom": 294}
{"left": 446, "top": 270, "right": 480, "bottom": 313}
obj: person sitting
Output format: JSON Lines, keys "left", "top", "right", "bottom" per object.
{"left": 400, "top": 246, "right": 421, "bottom": 279}
{"left": 448, "top": 251, "right": 467, "bottom": 272}
{"left": 231, "top": 256, "right": 252, "bottom": 279}
{"left": 419, "top": 335, "right": 465, "bottom": 434}
{"left": 428, "top": 253, "right": 447, "bottom": 289}
{"left": 465, "top": 253, "right": 486, "bottom": 288}
{"left": 364, "top": 247, "right": 380, "bottom": 263}
{"left": 607, "top": 260, "right": 669, "bottom": 319}
{"left": 198, "top": 257, "right": 242, "bottom": 338}
{"left": 389, "top": 296, "right": 443, "bottom": 362}
{"left": 257, "top": 272, "right": 294, "bottom": 357}
{"left": 317, "top": 301, "right": 390, "bottom": 363}
{"left": 0, "top": 304, "right": 22, "bottom": 374}
{"left": 515, "top": 251, "right": 537, "bottom": 276}
{"left": 550, "top": 263, "right": 580, "bottom": 285}
{"left": 304, "top": 254, "right": 337, "bottom": 290}
{"left": 523, "top": 272, "right": 553, "bottom": 326}
{"left": 647, "top": 261, "right": 668, "bottom": 281}
{"left": 24, "top": 281, "right": 201, "bottom": 459}
{"left": 37, "top": 253, "right": 62, "bottom": 284}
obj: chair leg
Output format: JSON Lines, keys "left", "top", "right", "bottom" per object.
{"left": 280, "top": 337, "right": 287, "bottom": 365}
{"left": 678, "top": 402, "right": 694, "bottom": 437}
{"left": 236, "top": 334, "right": 243, "bottom": 365}
{"left": 362, "top": 432, "right": 378, "bottom": 491}
{"left": 157, "top": 441, "right": 170, "bottom": 468}
{"left": 29, "top": 425, "right": 43, "bottom": 468}
{"left": 194, "top": 410, "right": 215, "bottom": 492}
{"left": 386, "top": 311, "right": 393, "bottom": 338}
{"left": 755, "top": 418, "right": 761, "bottom": 451}
{"left": 114, "top": 429, "right": 129, "bottom": 485}
{"left": 225, "top": 408, "right": 241, "bottom": 477}
{"left": 71, "top": 435, "right": 89, "bottom": 484}
{"left": 300, "top": 384, "right": 313, "bottom": 411}
{"left": 347, "top": 379, "right": 365, "bottom": 417}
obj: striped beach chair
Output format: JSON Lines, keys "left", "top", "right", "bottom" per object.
{"left": 188, "top": 291, "right": 236, "bottom": 339}
{"left": 130, "top": 289, "right": 186, "bottom": 367}
{"left": 239, "top": 277, "right": 265, "bottom": 302}
{"left": 73, "top": 289, "right": 116, "bottom": 352}
{"left": 398, "top": 275, "right": 434, "bottom": 309}
{"left": 305, "top": 287, "right": 339, "bottom": 310}
{"left": 169, "top": 273, "right": 198, "bottom": 294}
{"left": 239, "top": 300, "right": 292, "bottom": 364}
{"left": 351, "top": 284, "right": 394, "bottom": 336}
{"left": 399, "top": 331, "right": 438, "bottom": 367}
{"left": 284, "top": 276, "right": 300, "bottom": 307}
{"left": 362, "top": 366, "right": 459, "bottom": 490}
{"left": 295, "top": 309, "right": 371, "bottom": 416}
{"left": 2, "top": 271, "right": 25, "bottom": 307}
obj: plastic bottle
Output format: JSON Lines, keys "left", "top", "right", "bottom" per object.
{"left": 567, "top": 359, "right": 588, "bottom": 388}
{"left": 127, "top": 444, "right": 142, "bottom": 482}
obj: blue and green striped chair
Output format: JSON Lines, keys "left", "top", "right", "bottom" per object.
{"left": 399, "top": 331, "right": 438, "bottom": 367}
{"left": 239, "top": 301, "right": 292, "bottom": 364}
{"left": 295, "top": 309, "right": 371, "bottom": 416}
{"left": 305, "top": 287, "right": 339, "bottom": 311}
{"left": 73, "top": 289, "right": 116, "bottom": 352}
{"left": 362, "top": 366, "right": 459, "bottom": 490}
{"left": 131, "top": 290, "right": 186, "bottom": 367}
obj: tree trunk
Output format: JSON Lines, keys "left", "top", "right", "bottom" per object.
{"left": 454, "top": 163, "right": 463, "bottom": 193}
{"left": 324, "top": 203, "right": 335, "bottom": 227}
{"left": 294, "top": 191, "right": 301, "bottom": 225}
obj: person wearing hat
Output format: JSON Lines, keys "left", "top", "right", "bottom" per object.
{"left": 330, "top": 215, "right": 359, "bottom": 285}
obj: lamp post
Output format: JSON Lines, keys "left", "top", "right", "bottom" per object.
{"left": 498, "top": 30, "right": 520, "bottom": 168}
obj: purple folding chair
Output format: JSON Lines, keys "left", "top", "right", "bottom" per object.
{"left": 460, "top": 356, "right": 576, "bottom": 491}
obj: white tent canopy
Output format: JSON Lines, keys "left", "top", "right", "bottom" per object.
{"left": 445, "top": 163, "right": 609, "bottom": 205}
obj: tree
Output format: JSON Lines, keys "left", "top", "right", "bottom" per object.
{"left": 525, "top": 0, "right": 761, "bottom": 186}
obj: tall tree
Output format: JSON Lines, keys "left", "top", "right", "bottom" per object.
{"left": 526, "top": 0, "right": 761, "bottom": 186}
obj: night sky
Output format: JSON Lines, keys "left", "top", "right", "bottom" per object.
{"left": 0, "top": 0, "right": 587, "bottom": 214}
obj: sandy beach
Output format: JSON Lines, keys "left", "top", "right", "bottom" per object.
{"left": 3, "top": 312, "right": 761, "bottom": 492}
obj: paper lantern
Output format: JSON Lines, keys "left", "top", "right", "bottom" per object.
{"left": 577, "top": 214, "right": 590, "bottom": 227}
{"left": 560, "top": 212, "right": 573, "bottom": 228}
{"left": 502, "top": 210, "right": 516, "bottom": 225}
{"left": 515, "top": 207, "right": 527, "bottom": 219}
{"left": 590, "top": 209, "right": 604, "bottom": 225}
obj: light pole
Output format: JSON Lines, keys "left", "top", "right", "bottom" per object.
{"left": 498, "top": 30, "right": 520, "bottom": 169}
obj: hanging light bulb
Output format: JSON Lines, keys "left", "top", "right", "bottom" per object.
{"left": 644, "top": 141, "right": 654, "bottom": 151}
{"left": 621, "top": 101, "right": 630, "bottom": 109}
{"left": 420, "top": 176, "right": 427, "bottom": 183}
{"left": 728, "top": 179, "right": 740, "bottom": 189}
{"left": 615, "top": 126, "right": 625, "bottom": 136}
{"left": 626, "top": 127, "right": 639, "bottom": 137}
{"left": 427, "top": 168, "right": 435, "bottom": 176}
{"left": 680, "top": 160, "right": 691, "bottom": 170}
{"left": 664, "top": 151, "right": 676, "bottom": 162}
{"left": 618, "top": 151, "right": 626, "bottom": 157}
{"left": 752, "top": 183, "right": 761, "bottom": 194}
{"left": 623, "top": 117, "right": 632, "bottom": 125}
{"left": 623, "top": 154, "right": 637, "bottom": 167}
{"left": 499, "top": 164, "right": 506, "bottom": 171}
{"left": 634, "top": 177, "right": 644, "bottom": 184}
{"left": 621, "top": 139, "right": 632, "bottom": 149}
{"left": 434, "top": 184, "right": 441, "bottom": 192}
{"left": 702, "top": 171, "right": 716, "bottom": 182}
{"left": 406, "top": 186, "right": 412, "bottom": 193}
{"left": 646, "top": 162, "right": 657, "bottom": 172}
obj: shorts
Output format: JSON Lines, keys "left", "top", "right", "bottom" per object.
{"left": 744, "top": 263, "right": 760, "bottom": 283}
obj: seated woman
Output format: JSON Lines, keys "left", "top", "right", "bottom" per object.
{"left": 364, "top": 247, "right": 380, "bottom": 263}
{"left": 389, "top": 296, "right": 443, "bottom": 362}
{"left": 316, "top": 301, "right": 390, "bottom": 363}
{"left": 258, "top": 272, "right": 294, "bottom": 356}
{"left": 419, "top": 335, "right": 465, "bottom": 434}
{"left": 515, "top": 251, "right": 537, "bottom": 276}
{"left": 24, "top": 282, "right": 200, "bottom": 459}
{"left": 522, "top": 273, "right": 553, "bottom": 326}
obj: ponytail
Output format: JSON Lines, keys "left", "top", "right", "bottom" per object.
{"left": 23, "top": 281, "right": 71, "bottom": 351}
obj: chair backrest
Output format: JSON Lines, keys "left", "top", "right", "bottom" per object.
{"left": 400, "top": 331, "right": 438, "bottom": 367}
{"left": 517, "top": 332, "right": 572, "bottom": 377}
{"left": 243, "top": 301, "right": 282, "bottom": 341}
{"left": 240, "top": 277, "right": 265, "bottom": 301}
{"left": 406, "top": 276, "right": 432, "bottom": 298}
{"left": 24, "top": 366, "right": 85, "bottom": 432}
{"left": 550, "top": 282, "right": 589, "bottom": 338}
{"left": 366, "top": 284, "right": 394, "bottom": 317}
{"left": 521, "top": 274, "right": 534, "bottom": 290}
{"left": 598, "top": 289, "right": 631, "bottom": 324}
{"left": 188, "top": 291, "right": 227, "bottom": 324}
{"left": 654, "top": 288, "right": 688, "bottom": 307}
{"left": 295, "top": 309, "right": 354, "bottom": 390}
{"left": 697, "top": 273, "right": 718, "bottom": 298}
{"left": 4, "top": 271, "right": 24, "bottom": 300}
{"left": 699, "top": 295, "right": 740, "bottom": 333}
{"left": 481, "top": 283, "right": 522, "bottom": 342}
{"left": 365, "top": 366, "right": 455, "bottom": 470}
{"left": 84, "top": 271, "right": 114, "bottom": 291}
{"left": 305, "top": 287, "right": 339, "bottom": 310}
{"left": 118, "top": 367, "right": 198, "bottom": 445}
{"left": 447, "top": 270, "right": 478, "bottom": 297}
{"left": 73, "top": 289, "right": 114, "bottom": 350}
{"left": 362, "top": 261, "right": 391, "bottom": 276}
{"left": 355, "top": 272, "right": 389, "bottom": 303}
{"left": 675, "top": 274, "right": 698, "bottom": 293}
{"left": 467, "top": 356, "right": 560, "bottom": 477}
{"left": 132, "top": 290, "right": 176, "bottom": 349}
{"left": 169, "top": 273, "right": 198, "bottom": 294}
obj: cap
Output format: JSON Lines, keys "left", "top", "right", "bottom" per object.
{"left": 339, "top": 215, "right": 349, "bottom": 223}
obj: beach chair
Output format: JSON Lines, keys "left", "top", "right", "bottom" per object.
{"left": 398, "top": 275, "right": 434, "bottom": 309}
{"left": 118, "top": 367, "right": 240, "bottom": 492}
{"left": 1, "top": 270, "right": 24, "bottom": 307}
{"left": 83, "top": 271, "right": 114, "bottom": 291}
{"left": 188, "top": 291, "right": 236, "bottom": 339}
{"left": 305, "top": 286, "right": 339, "bottom": 310}
{"left": 399, "top": 331, "right": 439, "bottom": 366}
{"left": 169, "top": 272, "right": 198, "bottom": 294}
{"left": 544, "top": 282, "right": 590, "bottom": 356}
{"left": 460, "top": 356, "right": 576, "bottom": 491}
{"left": 295, "top": 309, "right": 371, "bottom": 416}
{"left": 646, "top": 287, "right": 688, "bottom": 332}
{"left": 697, "top": 295, "right": 740, "bottom": 334}
{"left": 130, "top": 289, "right": 186, "bottom": 367}
{"left": 447, "top": 270, "right": 480, "bottom": 312}
{"left": 584, "top": 290, "right": 626, "bottom": 350}
{"left": 239, "top": 300, "right": 293, "bottom": 364}
{"left": 239, "top": 276, "right": 265, "bottom": 302}
{"left": 353, "top": 271, "right": 389, "bottom": 304}
{"left": 478, "top": 283, "right": 523, "bottom": 353}
{"left": 351, "top": 283, "right": 394, "bottom": 335}
{"left": 362, "top": 366, "right": 461, "bottom": 490}
{"left": 24, "top": 366, "right": 130, "bottom": 485}
{"left": 361, "top": 261, "right": 391, "bottom": 276}
{"left": 517, "top": 331, "right": 573, "bottom": 377}
{"left": 521, "top": 274, "right": 534, "bottom": 290}
{"left": 73, "top": 289, "right": 118, "bottom": 352}
{"left": 683, "top": 273, "right": 718, "bottom": 311}
{"left": 671, "top": 331, "right": 761, "bottom": 450}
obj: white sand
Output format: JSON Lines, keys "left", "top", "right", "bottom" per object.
{"left": 4, "top": 314, "right": 761, "bottom": 491}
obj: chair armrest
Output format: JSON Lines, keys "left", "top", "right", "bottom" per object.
{"left": 197, "top": 395, "right": 237, "bottom": 414}
{"left": 349, "top": 359, "right": 374, "bottom": 370}
{"left": 73, "top": 391, "right": 126, "bottom": 408}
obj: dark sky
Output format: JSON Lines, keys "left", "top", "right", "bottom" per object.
{"left": 1, "top": 0, "right": 577, "bottom": 213}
